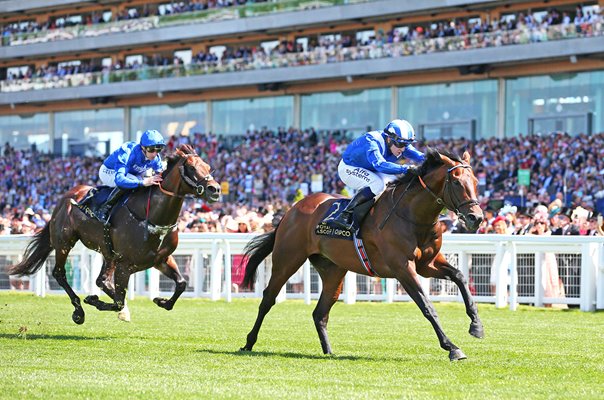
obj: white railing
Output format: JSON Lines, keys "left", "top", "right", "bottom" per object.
{"left": 0, "top": 233, "right": 602, "bottom": 311}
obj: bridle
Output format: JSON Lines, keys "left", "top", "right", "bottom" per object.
{"left": 159, "top": 153, "right": 213, "bottom": 198}
{"left": 417, "top": 164, "right": 480, "bottom": 217}
{"left": 380, "top": 163, "right": 479, "bottom": 229}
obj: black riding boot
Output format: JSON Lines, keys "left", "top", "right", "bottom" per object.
{"left": 330, "top": 187, "right": 375, "bottom": 230}
{"left": 96, "top": 187, "right": 126, "bottom": 223}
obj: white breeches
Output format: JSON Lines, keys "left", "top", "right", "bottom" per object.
{"left": 98, "top": 164, "right": 138, "bottom": 187}
{"left": 337, "top": 160, "right": 396, "bottom": 195}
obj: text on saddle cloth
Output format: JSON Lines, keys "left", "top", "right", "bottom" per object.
{"left": 315, "top": 200, "right": 357, "bottom": 240}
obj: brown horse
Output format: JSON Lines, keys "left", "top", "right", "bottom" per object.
{"left": 8, "top": 144, "right": 220, "bottom": 324}
{"left": 240, "top": 149, "right": 484, "bottom": 361}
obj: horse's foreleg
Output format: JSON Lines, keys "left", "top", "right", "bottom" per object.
{"left": 394, "top": 261, "right": 466, "bottom": 361}
{"left": 52, "top": 247, "right": 85, "bottom": 324}
{"left": 426, "top": 252, "right": 484, "bottom": 339}
{"left": 312, "top": 264, "right": 347, "bottom": 355}
{"left": 152, "top": 256, "right": 186, "bottom": 311}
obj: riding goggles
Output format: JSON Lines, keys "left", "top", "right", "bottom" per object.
{"left": 389, "top": 136, "right": 412, "bottom": 148}
{"left": 145, "top": 145, "right": 165, "bottom": 152}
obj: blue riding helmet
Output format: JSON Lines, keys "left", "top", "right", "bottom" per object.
{"left": 140, "top": 129, "right": 166, "bottom": 148}
{"left": 383, "top": 119, "right": 416, "bottom": 147}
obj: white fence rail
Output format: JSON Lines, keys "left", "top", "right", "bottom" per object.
{"left": 1, "top": 233, "right": 603, "bottom": 311}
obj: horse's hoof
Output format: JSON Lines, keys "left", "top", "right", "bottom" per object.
{"left": 117, "top": 306, "right": 131, "bottom": 322}
{"left": 72, "top": 310, "right": 85, "bottom": 325}
{"left": 153, "top": 297, "right": 173, "bottom": 310}
{"left": 470, "top": 322, "right": 485, "bottom": 339}
{"left": 449, "top": 349, "right": 467, "bottom": 361}
{"left": 83, "top": 295, "right": 98, "bottom": 305}
{"left": 239, "top": 346, "right": 252, "bottom": 352}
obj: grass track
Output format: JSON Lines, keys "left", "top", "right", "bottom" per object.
{"left": 0, "top": 293, "right": 602, "bottom": 399}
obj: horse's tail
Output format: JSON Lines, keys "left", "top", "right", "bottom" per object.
{"left": 241, "top": 229, "right": 277, "bottom": 290}
{"left": 8, "top": 224, "right": 53, "bottom": 276}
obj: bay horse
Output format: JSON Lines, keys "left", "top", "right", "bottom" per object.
{"left": 9, "top": 144, "right": 220, "bottom": 324}
{"left": 239, "top": 149, "right": 484, "bottom": 361}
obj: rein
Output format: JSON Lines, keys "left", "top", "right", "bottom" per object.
{"left": 379, "top": 163, "right": 479, "bottom": 229}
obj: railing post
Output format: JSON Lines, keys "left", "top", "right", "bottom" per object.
{"left": 534, "top": 252, "right": 544, "bottom": 307}
{"left": 303, "top": 260, "right": 311, "bottom": 305}
{"left": 580, "top": 243, "right": 597, "bottom": 312}
{"left": 90, "top": 252, "right": 103, "bottom": 296}
{"left": 597, "top": 243, "right": 604, "bottom": 310}
{"left": 135, "top": 271, "right": 146, "bottom": 297}
{"left": 344, "top": 272, "right": 356, "bottom": 304}
{"left": 493, "top": 242, "right": 507, "bottom": 308}
{"left": 210, "top": 240, "right": 223, "bottom": 301}
{"left": 509, "top": 242, "right": 518, "bottom": 311}
{"left": 385, "top": 278, "right": 395, "bottom": 303}
{"left": 193, "top": 249, "right": 203, "bottom": 298}
{"left": 224, "top": 240, "right": 232, "bottom": 303}
{"left": 148, "top": 268, "right": 160, "bottom": 300}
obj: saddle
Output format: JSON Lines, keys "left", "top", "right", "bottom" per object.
{"left": 316, "top": 198, "right": 374, "bottom": 239}
{"left": 72, "top": 186, "right": 125, "bottom": 222}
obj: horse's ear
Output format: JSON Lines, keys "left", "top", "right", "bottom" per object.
{"left": 462, "top": 151, "right": 471, "bottom": 164}
{"left": 439, "top": 152, "right": 453, "bottom": 165}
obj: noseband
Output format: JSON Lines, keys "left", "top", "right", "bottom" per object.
{"left": 159, "top": 153, "right": 213, "bottom": 198}
{"left": 417, "top": 164, "right": 480, "bottom": 216}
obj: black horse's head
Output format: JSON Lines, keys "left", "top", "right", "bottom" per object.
{"left": 394, "top": 148, "right": 483, "bottom": 231}
{"left": 163, "top": 144, "right": 221, "bottom": 203}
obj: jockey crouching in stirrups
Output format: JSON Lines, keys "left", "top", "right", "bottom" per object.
{"left": 331, "top": 119, "right": 426, "bottom": 231}
{"left": 94, "top": 129, "right": 166, "bottom": 224}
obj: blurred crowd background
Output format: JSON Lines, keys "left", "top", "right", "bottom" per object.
{"left": 1, "top": 127, "right": 603, "bottom": 237}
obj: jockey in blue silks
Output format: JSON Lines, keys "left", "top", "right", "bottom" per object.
{"left": 331, "top": 119, "right": 426, "bottom": 230}
{"left": 95, "top": 129, "right": 166, "bottom": 223}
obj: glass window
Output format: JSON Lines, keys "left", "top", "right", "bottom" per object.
{"left": 505, "top": 71, "right": 604, "bottom": 137}
{"left": 54, "top": 108, "right": 124, "bottom": 156}
{"left": 0, "top": 113, "right": 50, "bottom": 152}
{"left": 398, "top": 80, "right": 497, "bottom": 141}
{"left": 301, "top": 88, "right": 390, "bottom": 135}
{"left": 212, "top": 96, "right": 293, "bottom": 135}
{"left": 130, "top": 102, "right": 206, "bottom": 141}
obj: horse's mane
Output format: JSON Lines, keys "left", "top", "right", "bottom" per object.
{"left": 163, "top": 144, "right": 197, "bottom": 175}
{"left": 390, "top": 147, "right": 463, "bottom": 187}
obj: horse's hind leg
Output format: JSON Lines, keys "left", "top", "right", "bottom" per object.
{"left": 152, "top": 256, "right": 186, "bottom": 311}
{"left": 240, "top": 250, "right": 308, "bottom": 352}
{"left": 394, "top": 260, "right": 466, "bottom": 361}
{"left": 417, "top": 252, "right": 484, "bottom": 339}
{"left": 52, "top": 245, "right": 85, "bottom": 324}
{"left": 310, "top": 256, "right": 347, "bottom": 354}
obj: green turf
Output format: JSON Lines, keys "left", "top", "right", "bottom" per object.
{"left": 0, "top": 293, "right": 602, "bottom": 399}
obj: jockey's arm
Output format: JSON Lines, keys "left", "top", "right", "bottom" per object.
{"left": 403, "top": 144, "right": 426, "bottom": 163}
{"left": 367, "top": 147, "right": 408, "bottom": 175}
{"left": 114, "top": 166, "right": 143, "bottom": 189}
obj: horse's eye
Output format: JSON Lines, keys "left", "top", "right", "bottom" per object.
{"left": 454, "top": 180, "right": 462, "bottom": 186}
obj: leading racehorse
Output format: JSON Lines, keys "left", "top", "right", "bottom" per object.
{"left": 9, "top": 144, "right": 220, "bottom": 324}
{"left": 239, "top": 148, "right": 484, "bottom": 361}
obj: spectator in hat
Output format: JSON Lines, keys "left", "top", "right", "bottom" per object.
{"left": 513, "top": 207, "right": 532, "bottom": 235}
{"left": 551, "top": 207, "right": 580, "bottom": 236}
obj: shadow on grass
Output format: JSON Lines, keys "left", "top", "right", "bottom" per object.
{"left": 196, "top": 347, "right": 366, "bottom": 361}
{"left": 0, "top": 333, "right": 113, "bottom": 341}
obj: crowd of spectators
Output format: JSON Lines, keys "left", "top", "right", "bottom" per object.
{"left": 1, "top": 128, "right": 603, "bottom": 237}
{"left": 1, "top": 0, "right": 267, "bottom": 46}
{"left": 2, "top": 7, "right": 602, "bottom": 92}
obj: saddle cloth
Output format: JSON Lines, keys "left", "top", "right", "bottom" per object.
{"left": 315, "top": 199, "right": 358, "bottom": 240}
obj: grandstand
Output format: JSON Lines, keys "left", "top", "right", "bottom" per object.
{"left": 0, "top": 0, "right": 603, "bottom": 219}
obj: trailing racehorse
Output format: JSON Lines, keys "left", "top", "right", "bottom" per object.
{"left": 9, "top": 144, "right": 220, "bottom": 324}
{"left": 240, "top": 149, "right": 484, "bottom": 361}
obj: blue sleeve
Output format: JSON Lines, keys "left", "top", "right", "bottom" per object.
{"left": 403, "top": 144, "right": 425, "bottom": 163}
{"left": 114, "top": 148, "right": 143, "bottom": 189}
{"left": 366, "top": 141, "right": 408, "bottom": 175}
